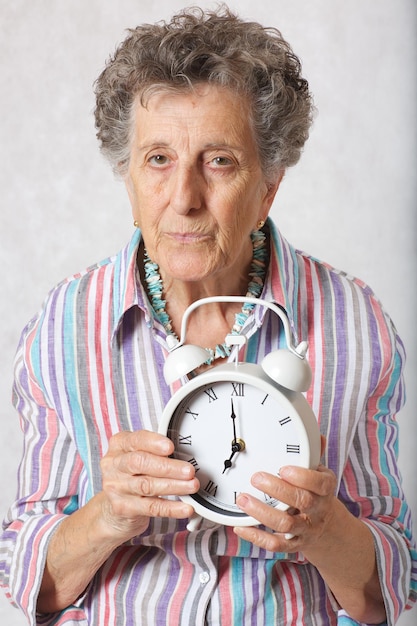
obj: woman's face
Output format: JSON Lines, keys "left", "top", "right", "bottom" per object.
{"left": 125, "top": 84, "right": 280, "bottom": 284}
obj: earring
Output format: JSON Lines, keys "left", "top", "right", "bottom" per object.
{"left": 133, "top": 220, "right": 140, "bottom": 228}
{"left": 256, "top": 219, "right": 265, "bottom": 230}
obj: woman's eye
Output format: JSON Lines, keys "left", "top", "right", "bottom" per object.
{"left": 211, "top": 156, "right": 233, "bottom": 167}
{"left": 148, "top": 154, "right": 169, "bottom": 166}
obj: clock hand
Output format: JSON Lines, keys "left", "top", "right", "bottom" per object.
{"left": 222, "top": 399, "right": 239, "bottom": 472}
{"left": 230, "top": 398, "right": 237, "bottom": 445}
{"left": 222, "top": 438, "right": 246, "bottom": 473}
{"left": 223, "top": 399, "right": 246, "bottom": 472}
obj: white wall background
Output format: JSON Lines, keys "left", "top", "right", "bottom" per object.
{"left": 0, "top": 1, "right": 415, "bottom": 624}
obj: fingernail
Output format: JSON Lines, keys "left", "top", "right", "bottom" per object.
{"left": 251, "top": 472, "right": 264, "bottom": 487}
{"left": 236, "top": 494, "right": 248, "bottom": 507}
{"left": 160, "top": 439, "right": 173, "bottom": 454}
{"left": 181, "top": 464, "right": 193, "bottom": 477}
{"left": 278, "top": 466, "right": 291, "bottom": 477}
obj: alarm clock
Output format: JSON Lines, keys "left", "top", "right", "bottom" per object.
{"left": 158, "top": 296, "right": 321, "bottom": 531}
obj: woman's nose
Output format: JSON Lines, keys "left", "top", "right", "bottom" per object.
{"left": 169, "top": 165, "right": 204, "bottom": 215}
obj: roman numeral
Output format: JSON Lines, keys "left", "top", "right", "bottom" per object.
{"left": 203, "top": 480, "right": 218, "bottom": 496}
{"left": 261, "top": 394, "right": 269, "bottom": 405}
{"left": 279, "top": 416, "right": 292, "bottom": 426}
{"left": 187, "top": 457, "right": 200, "bottom": 472}
{"left": 231, "top": 382, "right": 244, "bottom": 396}
{"left": 286, "top": 444, "right": 300, "bottom": 454}
{"left": 204, "top": 387, "right": 218, "bottom": 402}
{"left": 263, "top": 493, "right": 279, "bottom": 506}
{"left": 178, "top": 434, "right": 192, "bottom": 446}
{"left": 185, "top": 407, "right": 199, "bottom": 420}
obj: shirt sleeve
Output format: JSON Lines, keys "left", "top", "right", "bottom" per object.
{"left": 0, "top": 319, "right": 84, "bottom": 625}
{"left": 338, "top": 322, "right": 417, "bottom": 625}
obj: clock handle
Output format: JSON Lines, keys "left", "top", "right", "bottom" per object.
{"left": 176, "top": 296, "right": 301, "bottom": 357}
{"left": 164, "top": 295, "right": 313, "bottom": 391}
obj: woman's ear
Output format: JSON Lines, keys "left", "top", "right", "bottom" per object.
{"left": 123, "top": 173, "right": 139, "bottom": 225}
{"left": 260, "top": 169, "right": 285, "bottom": 217}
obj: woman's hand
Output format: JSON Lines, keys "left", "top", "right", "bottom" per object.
{"left": 38, "top": 430, "right": 198, "bottom": 614}
{"left": 234, "top": 457, "right": 386, "bottom": 624}
{"left": 99, "top": 430, "right": 199, "bottom": 542}
{"left": 233, "top": 434, "right": 335, "bottom": 552}
{"left": 234, "top": 463, "right": 337, "bottom": 552}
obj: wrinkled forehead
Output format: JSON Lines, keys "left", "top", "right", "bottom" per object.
{"left": 129, "top": 85, "right": 256, "bottom": 152}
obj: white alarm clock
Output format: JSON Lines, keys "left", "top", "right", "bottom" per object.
{"left": 158, "top": 297, "right": 321, "bottom": 530}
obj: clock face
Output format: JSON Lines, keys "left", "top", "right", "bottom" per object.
{"left": 166, "top": 378, "right": 312, "bottom": 521}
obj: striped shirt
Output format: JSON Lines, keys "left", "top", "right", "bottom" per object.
{"left": 1, "top": 219, "right": 416, "bottom": 625}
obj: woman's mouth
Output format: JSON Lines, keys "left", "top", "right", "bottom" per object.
{"left": 166, "top": 232, "right": 211, "bottom": 244}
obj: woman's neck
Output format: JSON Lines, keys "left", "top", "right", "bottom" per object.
{"left": 140, "top": 228, "right": 269, "bottom": 359}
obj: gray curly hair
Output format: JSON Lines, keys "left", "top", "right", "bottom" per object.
{"left": 94, "top": 5, "right": 314, "bottom": 181}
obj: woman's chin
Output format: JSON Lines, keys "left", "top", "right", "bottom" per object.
{"left": 158, "top": 249, "right": 221, "bottom": 284}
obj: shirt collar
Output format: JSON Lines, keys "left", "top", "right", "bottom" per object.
{"left": 111, "top": 228, "right": 150, "bottom": 339}
{"left": 111, "top": 219, "right": 301, "bottom": 343}
{"left": 260, "top": 218, "right": 300, "bottom": 343}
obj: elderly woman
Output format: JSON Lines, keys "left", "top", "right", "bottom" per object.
{"left": 1, "top": 6, "right": 416, "bottom": 626}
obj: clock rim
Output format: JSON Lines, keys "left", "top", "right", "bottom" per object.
{"left": 159, "top": 362, "right": 321, "bottom": 527}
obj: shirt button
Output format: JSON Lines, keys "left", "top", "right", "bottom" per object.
{"left": 199, "top": 571, "right": 210, "bottom": 585}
